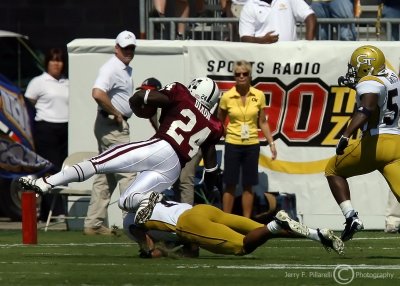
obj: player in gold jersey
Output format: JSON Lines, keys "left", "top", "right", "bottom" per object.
{"left": 326, "top": 45, "right": 400, "bottom": 241}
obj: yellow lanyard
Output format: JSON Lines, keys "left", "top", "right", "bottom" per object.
{"left": 236, "top": 93, "right": 250, "bottom": 122}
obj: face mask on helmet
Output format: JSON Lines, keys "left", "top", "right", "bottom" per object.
{"left": 338, "top": 45, "right": 386, "bottom": 88}
{"left": 187, "top": 77, "right": 220, "bottom": 109}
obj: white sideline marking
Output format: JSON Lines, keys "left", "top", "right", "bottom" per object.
{"left": 216, "top": 264, "right": 400, "bottom": 270}
{"left": 0, "top": 236, "right": 398, "bottom": 248}
{"left": 0, "top": 242, "right": 135, "bottom": 248}
{"left": 175, "top": 264, "right": 400, "bottom": 270}
{"left": 353, "top": 237, "right": 400, "bottom": 240}
{"left": 0, "top": 261, "right": 126, "bottom": 266}
{"left": 1, "top": 261, "right": 399, "bottom": 270}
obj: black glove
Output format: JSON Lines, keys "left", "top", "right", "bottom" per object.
{"left": 336, "top": 136, "right": 349, "bottom": 155}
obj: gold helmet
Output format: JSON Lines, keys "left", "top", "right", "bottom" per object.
{"left": 338, "top": 45, "right": 386, "bottom": 88}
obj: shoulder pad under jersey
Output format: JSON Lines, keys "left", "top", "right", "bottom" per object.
{"left": 358, "top": 75, "right": 384, "bottom": 85}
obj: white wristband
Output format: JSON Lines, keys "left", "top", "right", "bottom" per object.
{"left": 204, "top": 165, "right": 218, "bottom": 172}
{"left": 144, "top": 89, "right": 150, "bottom": 104}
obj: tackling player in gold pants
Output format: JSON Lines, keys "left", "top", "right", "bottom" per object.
{"left": 124, "top": 199, "right": 344, "bottom": 258}
{"left": 176, "top": 204, "right": 265, "bottom": 255}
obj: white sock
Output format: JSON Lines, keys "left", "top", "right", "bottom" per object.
{"left": 47, "top": 160, "right": 96, "bottom": 186}
{"left": 308, "top": 229, "right": 320, "bottom": 242}
{"left": 339, "top": 200, "right": 355, "bottom": 218}
{"left": 266, "top": 220, "right": 283, "bottom": 234}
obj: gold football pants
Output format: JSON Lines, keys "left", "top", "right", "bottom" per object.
{"left": 325, "top": 134, "right": 400, "bottom": 201}
{"left": 176, "top": 204, "right": 264, "bottom": 255}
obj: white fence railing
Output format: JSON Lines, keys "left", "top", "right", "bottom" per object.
{"left": 147, "top": 17, "right": 400, "bottom": 41}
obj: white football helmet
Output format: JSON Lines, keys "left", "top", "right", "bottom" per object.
{"left": 187, "top": 77, "right": 220, "bottom": 109}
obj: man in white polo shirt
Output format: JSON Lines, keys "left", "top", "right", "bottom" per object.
{"left": 239, "top": 0, "right": 316, "bottom": 43}
{"left": 84, "top": 30, "right": 137, "bottom": 235}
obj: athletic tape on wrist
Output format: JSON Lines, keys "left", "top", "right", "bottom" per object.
{"left": 144, "top": 89, "right": 150, "bottom": 104}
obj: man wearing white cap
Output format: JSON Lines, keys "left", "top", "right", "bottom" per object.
{"left": 84, "top": 30, "right": 137, "bottom": 235}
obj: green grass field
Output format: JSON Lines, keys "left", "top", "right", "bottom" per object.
{"left": 0, "top": 229, "right": 399, "bottom": 286}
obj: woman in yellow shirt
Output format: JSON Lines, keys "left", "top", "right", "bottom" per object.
{"left": 217, "top": 60, "right": 277, "bottom": 218}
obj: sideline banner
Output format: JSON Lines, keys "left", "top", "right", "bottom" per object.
{"left": 0, "top": 74, "right": 34, "bottom": 149}
{"left": 0, "top": 134, "right": 52, "bottom": 178}
{"left": 187, "top": 41, "right": 399, "bottom": 173}
{"left": 0, "top": 75, "right": 52, "bottom": 178}
{"left": 185, "top": 41, "right": 399, "bottom": 227}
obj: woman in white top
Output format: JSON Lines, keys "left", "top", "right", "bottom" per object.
{"left": 24, "top": 48, "right": 69, "bottom": 221}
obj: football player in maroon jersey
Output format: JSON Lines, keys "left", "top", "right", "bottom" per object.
{"left": 19, "top": 77, "right": 224, "bottom": 225}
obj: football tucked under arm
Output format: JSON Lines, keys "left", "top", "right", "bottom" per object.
{"left": 133, "top": 104, "right": 157, "bottom": 119}
{"left": 129, "top": 91, "right": 157, "bottom": 119}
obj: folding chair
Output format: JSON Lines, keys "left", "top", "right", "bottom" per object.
{"left": 44, "top": 151, "right": 97, "bottom": 231}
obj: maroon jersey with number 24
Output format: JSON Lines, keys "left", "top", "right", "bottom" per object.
{"left": 154, "top": 82, "right": 224, "bottom": 166}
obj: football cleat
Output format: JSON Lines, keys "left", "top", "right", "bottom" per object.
{"left": 274, "top": 210, "right": 310, "bottom": 237}
{"left": 18, "top": 176, "right": 52, "bottom": 194}
{"left": 317, "top": 228, "right": 345, "bottom": 255}
{"left": 134, "top": 191, "right": 163, "bottom": 224}
{"left": 341, "top": 213, "right": 364, "bottom": 241}
{"left": 384, "top": 224, "right": 400, "bottom": 233}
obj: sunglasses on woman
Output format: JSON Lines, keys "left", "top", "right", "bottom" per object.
{"left": 234, "top": 72, "right": 249, "bottom": 77}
